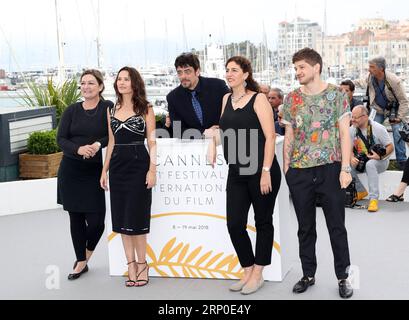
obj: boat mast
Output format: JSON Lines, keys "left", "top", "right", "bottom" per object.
{"left": 96, "top": 0, "right": 103, "bottom": 69}
{"left": 55, "top": 0, "right": 65, "bottom": 82}
{"left": 222, "top": 16, "right": 227, "bottom": 62}
{"left": 246, "top": 40, "right": 250, "bottom": 59}
{"left": 143, "top": 19, "right": 147, "bottom": 67}
{"left": 262, "top": 21, "right": 270, "bottom": 83}
{"left": 182, "top": 15, "right": 188, "bottom": 52}
{"left": 163, "top": 19, "right": 169, "bottom": 65}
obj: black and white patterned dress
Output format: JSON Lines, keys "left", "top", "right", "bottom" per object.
{"left": 109, "top": 106, "right": 152, "bottom": 235}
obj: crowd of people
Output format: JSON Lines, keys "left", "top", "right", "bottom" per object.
{"left": 56, "top": 48, "right": 409, "bottom": 299}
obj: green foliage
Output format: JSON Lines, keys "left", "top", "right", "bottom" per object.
{"left": 27, "top": 129, "right": 61, "bottom": 155}
{"left": 20, "top": 78, "right": 81, "bottom": 125}
{"left": 388, "top": 160, "right": 400, "bottom": 171}
{"left": 155, "top": 112, "right": 167, "bottom": 122}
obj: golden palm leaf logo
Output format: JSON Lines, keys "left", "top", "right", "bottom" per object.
{"left": 145, "top": 237, "right": 244, "bottom": 279}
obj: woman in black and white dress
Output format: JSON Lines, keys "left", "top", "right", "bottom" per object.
{"left": 100, "top": 66, "right": 156, "bottom": 287}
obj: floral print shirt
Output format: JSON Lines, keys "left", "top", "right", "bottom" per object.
{"left": 282, "top": 84, "right": 351, "bottom": 169}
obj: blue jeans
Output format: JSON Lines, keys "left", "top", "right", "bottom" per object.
{"left": 374, "top": 113, "right": 407, "bottom": 163}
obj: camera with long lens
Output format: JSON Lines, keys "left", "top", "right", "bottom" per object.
{"left": 362, "top": 96, "right": 370, "bottom": 110}
{"left": 399, "top": 121, "right": 409, "bottom": 142}
{"left": 345, "top": 178, "right": 357, "bottom": 208}
{"left": 385, "top": 101, "right": 399, "bottom": 122}
{"left": 370, "top": 144, "right": 387, "bottom": 159}
{"left": 355, "top": 153, "right": 369, "bottom": 173}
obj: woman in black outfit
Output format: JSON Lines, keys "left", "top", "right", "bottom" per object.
{"left": 386, "top": 156, "right": 409, "bottom": 202}
{"left": 100, "top": 67, "right": 156, "bottom": 287}
{"left": 207, "top": 56, "right": 281, "bottom": 295}
{"left": 57, "top": 69, "right": 114, "bottom": 280}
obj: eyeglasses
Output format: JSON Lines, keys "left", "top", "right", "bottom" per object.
{"left": 351, "top": 114, "right": 366, "bottom": 120}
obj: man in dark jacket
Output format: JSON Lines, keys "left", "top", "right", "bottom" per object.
{"left": 167, "top": 52, "right": 230, "bottom": 139}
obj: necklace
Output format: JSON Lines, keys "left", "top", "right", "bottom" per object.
{"left": 82, "top": 101, "right": 99, "bottom": 117}
{"left": 231, "top": 92, "right": 246, "bottom": 103}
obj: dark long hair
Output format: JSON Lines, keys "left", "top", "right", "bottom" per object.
{"left": 80, "top": 69, "right": 105, "bottom": 99}
{"left": 114, "top": 66, "right": 150, "bottom": 115}
{"left": 225, "top": 56, "right": 260, "bottom": 93}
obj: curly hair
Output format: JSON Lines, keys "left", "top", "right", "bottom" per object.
{"left": 225, "top": 56, "right": 260, "bottom": 93}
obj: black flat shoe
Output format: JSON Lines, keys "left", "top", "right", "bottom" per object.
{"left": 68, "top": 262, "right": 89, "bottom": 280}
{"left": 338, "top": 279, "right": 353, "bottom": 299}
{"left": 386, "top": 194, "right": 404, "bottom": 202}
{"left": 293, "top": 276, "right": 315, "bottom": 294}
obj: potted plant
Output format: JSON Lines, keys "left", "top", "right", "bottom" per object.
{"left": 155, "top": 112, "right": 168, "bottom": 129}
{"left": 19, "top": 129, "right": 63, "bottom": 179}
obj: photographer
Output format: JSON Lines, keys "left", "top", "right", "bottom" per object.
{"left": 353, "top": 57, "right": 409, "bottom": 171}
{"left": 350, "top": 106, "right": 394, "bottom": 212}
{"left": 340, "top": 79, "right": 361, "bottom": 111}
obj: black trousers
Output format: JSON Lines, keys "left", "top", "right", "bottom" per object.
{"left": 69, "top": 212, "right": 106, "bottom": 261}
{"left": 226, "top": 159, "right": 281, "bottom": 268}
{"left": 401, "top": 158, "right": 409, "bottom": 184}
{"left": 286, "top": 162, "right": 351, "bottom": 280}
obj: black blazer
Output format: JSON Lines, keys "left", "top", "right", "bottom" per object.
{"left": 167, "top": 76, "right": 230, "bottom": 137}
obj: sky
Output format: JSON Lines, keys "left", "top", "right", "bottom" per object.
{"left": 1, "top": 0, "right": 409, "bottom": 71}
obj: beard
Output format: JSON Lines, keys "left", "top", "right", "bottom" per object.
{"left": 180, "top": 80, "right": 192, "bottom": 89}
{"left": 298, "top": 74, "right": 314, "bottom": 85}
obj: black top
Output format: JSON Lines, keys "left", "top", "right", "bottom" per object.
{"left": 57, "top": 99, "right": 114, "bottom": 163}
{"left": 110, "top": 105, "right": 147, "bottom": 144}
{"left": 350, "top": 97, "right": 362, "bottom": 111}
{"left": 219, "top": 93, "right": 266, "bottom": 174}
{"left": 166, "top": 76, "right": 230, "bottom": 137}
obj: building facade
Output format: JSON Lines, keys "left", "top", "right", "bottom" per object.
{"left": 277, "top": 18, "right": 322, "bottom": 71}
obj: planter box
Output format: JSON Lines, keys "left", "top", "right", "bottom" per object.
{"left": 0, "top": 106, "right": 57, "bottom": 182}
{"left": 19, "top": 152, "right": 63, "bottom": 179}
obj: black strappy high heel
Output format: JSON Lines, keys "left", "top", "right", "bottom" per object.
{"left": 125, "top": 260, "right": 137, "bottom": 287}
{"left": 135, "top": 261, "right": 150, "bottom": 287}
{"left": 386, "top": 194, "right": 404, "bottom": 202}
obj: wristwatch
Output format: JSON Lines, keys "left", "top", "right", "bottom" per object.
{"left": 341, "top": 165, "right": 352, "bottom": 173}
{"left": 262, "top": 167, "right": 271, "bottom": 172}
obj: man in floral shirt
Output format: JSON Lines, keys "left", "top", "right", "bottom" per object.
{"left": 282, "top": 48, "right": 354, "bottom": 299}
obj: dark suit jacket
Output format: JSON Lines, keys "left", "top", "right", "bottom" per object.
{"left": 167, "top": 76, "right": 230, "bottom": 138}
{"left": 350, "top": 97, "right": 362, "bottom": 111}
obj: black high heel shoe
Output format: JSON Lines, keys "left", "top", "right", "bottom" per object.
{"left": 125, "top": 260, "right": 137, "bottom": 287}
{"left": 135, "top": 261, "right": 150, "bottom": 287}
{"left": 68, "top": 261, "right": 88, "bottom": 280}
{"left": 386, "top": 194, "right": 404, "bottom": 202}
